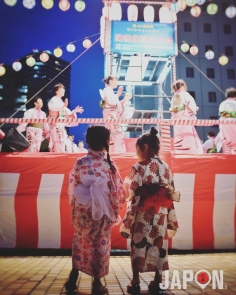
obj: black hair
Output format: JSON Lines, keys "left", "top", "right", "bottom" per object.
{"left": 102, "top": 75, "right": 117, "bottom": 85}
{"left": 86, "top": 125, "right": 116, "bottom": 174}
{"left": 225, "top": 87, "right": 236, "bottom": 98}
{"left": 208, "top": 131, "right": 215, "bottom": 137}
{"left": 33, "top": 96, "right": 42, "bottom": 104}
{"left": 136, "top": 127, "right": 160, "bottom": 155}
{"left": 53, "top": 83, "right": 65, "bottom": 95}
{"left": 78, "top": 140, "right": 83, "bottom": 144}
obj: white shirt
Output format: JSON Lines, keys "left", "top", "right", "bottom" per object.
{"left": 17, "top": 108, "right": 47, "bottom": 133}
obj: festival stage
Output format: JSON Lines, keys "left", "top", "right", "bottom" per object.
{"left": 0, "top": 149, "right": 235, "bottom": 251}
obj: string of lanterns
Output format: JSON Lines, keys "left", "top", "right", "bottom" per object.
{"left": 3, "top": 0, "right": 86, "bottom": 12}
{"left": 180, "top": 41, "right": 229, "bottom": 65}
{"left": 0, "top": 35, "right": 95, "bottom": 76}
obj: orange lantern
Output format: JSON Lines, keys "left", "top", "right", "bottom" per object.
{"left": 127, "top": 4, "right": 138, "bottom": 21}
{"left": 83, "top": 39, "right": 92, "bottom": 49}
{"left": 59, "top": 0, "right": 70, "bottom": 11}
{"left": 190, "top": 5, "right": 201, "bottom": 17}
{"left": 40, "top": 52, "right": 49, "bottom": 62}
{"left": 189, "top": 45, "right": 199, "bottom": 55}
{"left": 144, "top": 5, "right": 155, "bottom": 22}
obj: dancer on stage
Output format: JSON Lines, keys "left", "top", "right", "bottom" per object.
{"left": 169, "top": 79, "right": 203, "bottom": 154}
{"left": 66, "top": 125, "right": 125, "bottom": 294}
{"left": 17, "top": 96, "right": 49, "bottom": 152}
{"left": 219, "top": 87, "right": 236, "bottom": 154}
{"left": 48, "top": 83, "right": 84, "bottom": 153}
{"left": 202, "top": 130, "right": 217, "bottom": 153}
{"left": 100, "top": 75, "right": 132, "bottom": 153}
{"left": 120, "top": 127, "right": 179, "bottom": 294}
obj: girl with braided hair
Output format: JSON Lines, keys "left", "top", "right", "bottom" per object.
{"left": 121, "top": 127, "right": 180, "bottom": 294}
{"left": 67, "top": 125, "right": 125, "bottom": 294}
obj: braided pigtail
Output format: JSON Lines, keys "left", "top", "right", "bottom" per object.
{"left": 106, "top": 142, "right": 116, "bottom": 174}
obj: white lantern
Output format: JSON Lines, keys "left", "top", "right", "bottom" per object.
{"left": 225, "top": 6, "right": 236, "bottom": 18}
{"left": 159, "top": 6, "right": 172, "bottom": 23}
{"left": 170, "top": 3, "right": 180, "bottom": 13}
{"left": 74, "top": 0, "right": 85, "bottom": 12}
{"left": 0, "top": 65, "right": 6, "bottom": 76}
{"left": 12, "top": 61, "right": 22, "bottom": 71}
{"left": 110, "top": 2, "right": 122, "bottom": 21}
{"left": 40, "top": 52, "right": 49, "bottom": 62}
{"left": 190, "top": 5, "right": 201, "bottom": 17}
{"left": 4, "top": 0, "right": 17, "bottom": 6}
{"left": 41, "top": 0, "right": 54, "bottom": 9}
{"left": 205, "top": 50, "right": 214, "bottom": 60}
{"left": 83, "top": 39, "right": 92, "bottom": 49}
{"left": 189, "top": 45, "right": 198, "bottom": 55}
{"left": 26, "top": 56, "right": 36, "bottom": 67}
{"left": 23, "top": 0, "right": 36, "bottom": 9}
{"left": 196, "top": 0, "right": 205, "bottom": 4}
{"left": 127, "top": 4, "right": 138, "bottom": 21}
{"left": 177, "top": 0, "right": 187, "bottom": 11}
{"left": 100, "top": 16, "right": 105, "bottom": 49}
{"left": 66, "top": 43, "right": 75, "bottom": 52}
{"left": 207, "top": 3, "right": 218, "bottom": 15}
{"left": 102, "top": 5, "right": 109, "bottom": 18}
{"left": 54, "top": 47, "right": 63, "bottom": 57}
{"left": 219, "top": 55, "right": 229, "bottom": 66}
{"left": 59, "top": 0, "right": 70, "bottom": 11}
{"left": 180, "top": 42, "right": 190, "bottom": 52}
{"left": 144, "top": 5, "right": 155, "bottom": 22}
{"left": 186, "top": 0, "right": 196, "bottom": 6}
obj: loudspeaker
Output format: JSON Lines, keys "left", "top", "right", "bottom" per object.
{"left": 1, "top": 127, "right": 30, "bottom": 152}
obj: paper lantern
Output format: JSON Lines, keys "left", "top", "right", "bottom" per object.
{"left": 110, "top": 2, "right": 122, "bottom": 20}
{"left": 205, "top": 50, "right": 214, "bottom": 60}
{"left": 40, "top": 52, "right": 49, "bottom": 62}
{"left": 26, "top": 56, "right": 36, "bottom": 67}
{"left": 41, "top": 0, "right": 53, "bottom": 9}
{"left": 189, "top": 45, "right": 198, "bottom": 55}
{"left": 159, "top": 6, "right": 172, "bottom": 23}
{"left": 144, "top": 5, "right": 155, "bottom": 22}
{"left": 4, "top": 0, "right": 17, "bottom": 6}
{"left": 23, "top": 0, "right": 36, "bottom": 9}
{"left": 127, "top": 4, "right": 138, "bottom": 21}
{"left": 54, "top": 47, "right": 62, "bottom": 57}
{"left": 190, "top": 5, "right": 201, "bottom": 17}
{"left": 207, "top": 3, "right": 218, "bottom": 15}
{"left": 225, "top": 6, "right": 236, "bottom": 18}
{"left": 170, "top": 3, "right": 180, "bottom": 13}
{"left": 102, "top": 5, "right": 109, "bottom": 18}
{"left": 100, "top": 16, "right": 105, "bottom": 49}
{"left": 180, "top": 42, "right": 190, "bottom": 52}
{"left": 186, "top": 0, "right": 196, "bottom": 7}
{"left": 0, "top": 65, "right": 6, "bottom": 76}
{"left": 177, "top": 0, "right": 187, "bottom": 11}
{"left": 83, "top": 39, "right": 92, "bottom": 49}
{"left": 66, "top": 43, "right": 75, "bottom": 52}
{"left": 196, "top": 0, "right": 205, "bottom": 4}
{"left": 12, "top": 61, "right": 22, "bottom": 71}
{"left": 59, "top": 0, "right": 70, "bottom": 11}
{"left": 74, "top": 0, "right": 85, "bottom": 12}
{"left": 219, "top": 55, "right": 228, "bottom": 66}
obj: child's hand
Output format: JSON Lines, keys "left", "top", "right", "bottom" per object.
{"left": 64, "top": 98, "right": 69, "bottom": 107}
{"left": 73, "top": 106, "right": 84, "bottom": 114}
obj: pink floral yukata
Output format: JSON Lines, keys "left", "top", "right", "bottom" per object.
{"left": 123, "top": 157, "right": 178, "bottom": 273}
{"left": 68, "top": 150, "right": 125, "bottom": 278}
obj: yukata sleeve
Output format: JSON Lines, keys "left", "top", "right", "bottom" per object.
{"left": 123, "top": 165, "right": 142, "bottom": 202}
{"left": 167, "top": 167, "right": 179, "bottom": 237}
{"left": 68, "top": 161, "right": 81, "bottom": 224}
{"left": 185, "top": 92, "right": 198, "bottom": 114}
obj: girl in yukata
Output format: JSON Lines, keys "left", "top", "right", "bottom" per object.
{"left": 66, "top": 125, "right": 125, "bottom": 294}
{"left": 121, "top": 127, "right": 180, "bottom": 294}
{"left": 169, "top": 79, "right": 203, "bottom": 154}
{"left": 48, "top": 83, "right": 84, "bottom": 152}
{"left": 100, "top": 75, "right": 132, "bottom": 153}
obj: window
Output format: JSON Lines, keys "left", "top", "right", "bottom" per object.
{"left": 205, "top": 45, "right": 213, "bottom": 52}
{"left": 207, "top": 68, "right": 215, "bottom": 78}
{"left": 189, "top": 91, "right": 195, "bottom": 99}
{"left": 186, "top": 67, "right": 194, "bottom": 78}
{"left": 224, "top": 24, "right": 231, "bottom": 34}
{"left": 225, "top": 46, "right": 233, "bottom": 56}
{"left": 184, "top": 22, "right": 192, "bottom": 32}
{"left": 204, "top": 23, "right": 212, "bottom": 33}
{"left": 227, "top": 69, "right": 235, "bottom": 79}
{"left": 208, "top": 92, "right": 217, "bottom": 102}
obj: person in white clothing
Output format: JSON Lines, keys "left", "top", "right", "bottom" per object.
{"left": 77, "top": 140, "right": 88, "bottom": 153}
{"left": 17, "top": 96, "right": 49, "bottom": 152}
{"left": 66, "top": 134, "right": 79, "bottom": 153}
{"left": 48, "top": 83, "right": 84, "bottom": 153}
{"left": 218, "top": 87, "right": 236, "bottom": 154}
{"left": 202, "top": 131, "right": 217, "bottom": 153}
